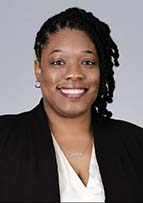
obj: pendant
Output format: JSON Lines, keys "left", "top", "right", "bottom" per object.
{"left": 70, "top": 152, "right": 83, "bottom": 158}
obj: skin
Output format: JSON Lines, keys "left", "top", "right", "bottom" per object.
{"left": 34, "top": 28, "right": 100, "bottom": 186}
{"left": 35, "top": 28, "right": 100, "bottom": 120}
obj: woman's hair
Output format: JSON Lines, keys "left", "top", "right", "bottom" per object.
{"left": 34, "top": 7, "right": 120, "bottom": 118}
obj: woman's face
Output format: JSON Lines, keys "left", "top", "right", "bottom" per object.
{"left": 35, "top": 28, "right": 100, "bottom": 118}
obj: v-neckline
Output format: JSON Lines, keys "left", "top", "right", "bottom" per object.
{"left": 52, "top": 134, "right": 94, "bottom": 189}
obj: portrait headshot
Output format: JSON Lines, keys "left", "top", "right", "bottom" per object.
{"left": 0, "top": 0, "right": 143, "bottom": 202}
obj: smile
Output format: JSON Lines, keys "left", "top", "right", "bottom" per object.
{"left": 60, "top": 89, "right": 85, "bottom": 94}
{"left": 59, "top": 88, "right": 88, "bottom": 99}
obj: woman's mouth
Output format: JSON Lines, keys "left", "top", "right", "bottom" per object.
{"left": 58, "top": 88, "right": 88, "bottom": 99}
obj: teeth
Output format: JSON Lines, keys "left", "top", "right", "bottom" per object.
{"left": 60, "top": 89, "right": 85, "bottom": 94}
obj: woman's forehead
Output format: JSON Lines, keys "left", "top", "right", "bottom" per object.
{"left": 44, "top": 28, "right": 97, "bottom": 52}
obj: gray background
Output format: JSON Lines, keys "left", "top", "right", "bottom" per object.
{"left": 0, "top": 0, "right": 142, "bottom": 127}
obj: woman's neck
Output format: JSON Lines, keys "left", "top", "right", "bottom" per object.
{"left": 44, "top": 107, "right": 92, "bottom": 139}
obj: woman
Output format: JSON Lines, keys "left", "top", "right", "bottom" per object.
{"left": 0, "top": 7, "right": 143, "bottom": 202}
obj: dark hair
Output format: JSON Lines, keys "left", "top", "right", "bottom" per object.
{"left": 34, "top": 7, "right": 119, "bottom": 118}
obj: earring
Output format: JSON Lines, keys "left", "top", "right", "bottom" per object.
{"left": 35, "top": 80, "right": 40, "bottom": 88}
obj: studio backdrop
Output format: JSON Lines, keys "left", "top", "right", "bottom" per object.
{"left": 0, "top": 0, "right": 142, "bottom": 127}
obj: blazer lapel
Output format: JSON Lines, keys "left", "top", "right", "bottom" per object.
{"left": 93, "top": 117, "right": 136, "bottom": 202}
{"left": 32, "top": 99, "right": 60, "bottom": 202}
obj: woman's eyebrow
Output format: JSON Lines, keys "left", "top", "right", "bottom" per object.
{"left": 81, "top": 50, "right": 97, "bottom": 56}
{"left": 49, "top": 49, "right": 63, "bottom": 55}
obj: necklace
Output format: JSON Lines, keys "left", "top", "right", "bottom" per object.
{"left": 65, "top": 136, "right": 93, "bottom": 158}
{"left": 51, "top": 131, "right": 93, "bottom": 158}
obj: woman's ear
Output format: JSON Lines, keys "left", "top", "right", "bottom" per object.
{"left": 34, "top": 60, "right": 41, "bottom": 82}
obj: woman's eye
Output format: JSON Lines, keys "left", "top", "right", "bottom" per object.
{"left": 51, "top": 60, "right": 65, "bottom": 66}
{"left": 82, "top": 60, "right": 95, "bottom": 66}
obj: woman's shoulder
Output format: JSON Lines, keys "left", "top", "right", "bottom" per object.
{"left": 95, "top": 117, "right": 143, "bottom": 165}
{"left": 96, "top": 116, "right": 143, "bottom": 147}
{"left": 0, "top": 100, "right": 45, "bottom": 141}
{"left": 98, "top": 116, "right": 143, "bottom": 152}
{"left": 0, "top": 110, "right": 32, "bottom": 130}
{"left": 0, "top": 108, "right": 39, "bottom": 166}
{"left": 0, "top": 100, "right": 44, "bottom": 133}
{"left": 0, "top": 108, "right": 37, "bottom": 146}
{"left": 99, "top": 116, "right": 142, "bottom": 134}
{"left": 0, "top": 113, "right": 24, "bottom": 147}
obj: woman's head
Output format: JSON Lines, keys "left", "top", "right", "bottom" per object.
{"left": 34, "top": 7, "right": 119, "bottom": 118}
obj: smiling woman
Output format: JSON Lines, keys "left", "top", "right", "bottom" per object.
{"left": 34, "top": 28, "right": 100, "bottom": 118}
{"left": 0, "top": 7, "right": 143, "bottom": 202}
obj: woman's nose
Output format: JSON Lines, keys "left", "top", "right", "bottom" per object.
{"left": 64, "top": 63, "right": 85, "bottom": 81}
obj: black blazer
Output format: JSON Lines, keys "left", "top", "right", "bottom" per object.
{"left": 0, "top": 99, "right": 143, "bottom": 202}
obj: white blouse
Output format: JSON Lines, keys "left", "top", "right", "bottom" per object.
{"left": 52, "top": 134, "right": 105, "bottom": 202}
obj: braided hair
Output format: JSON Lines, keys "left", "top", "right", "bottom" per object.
{"left": 34, "top": 7, "right": 120, "bottom": 118}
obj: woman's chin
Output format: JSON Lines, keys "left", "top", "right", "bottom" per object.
{"left": 58, "top": 106, "right": 90, "bottom": 118}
